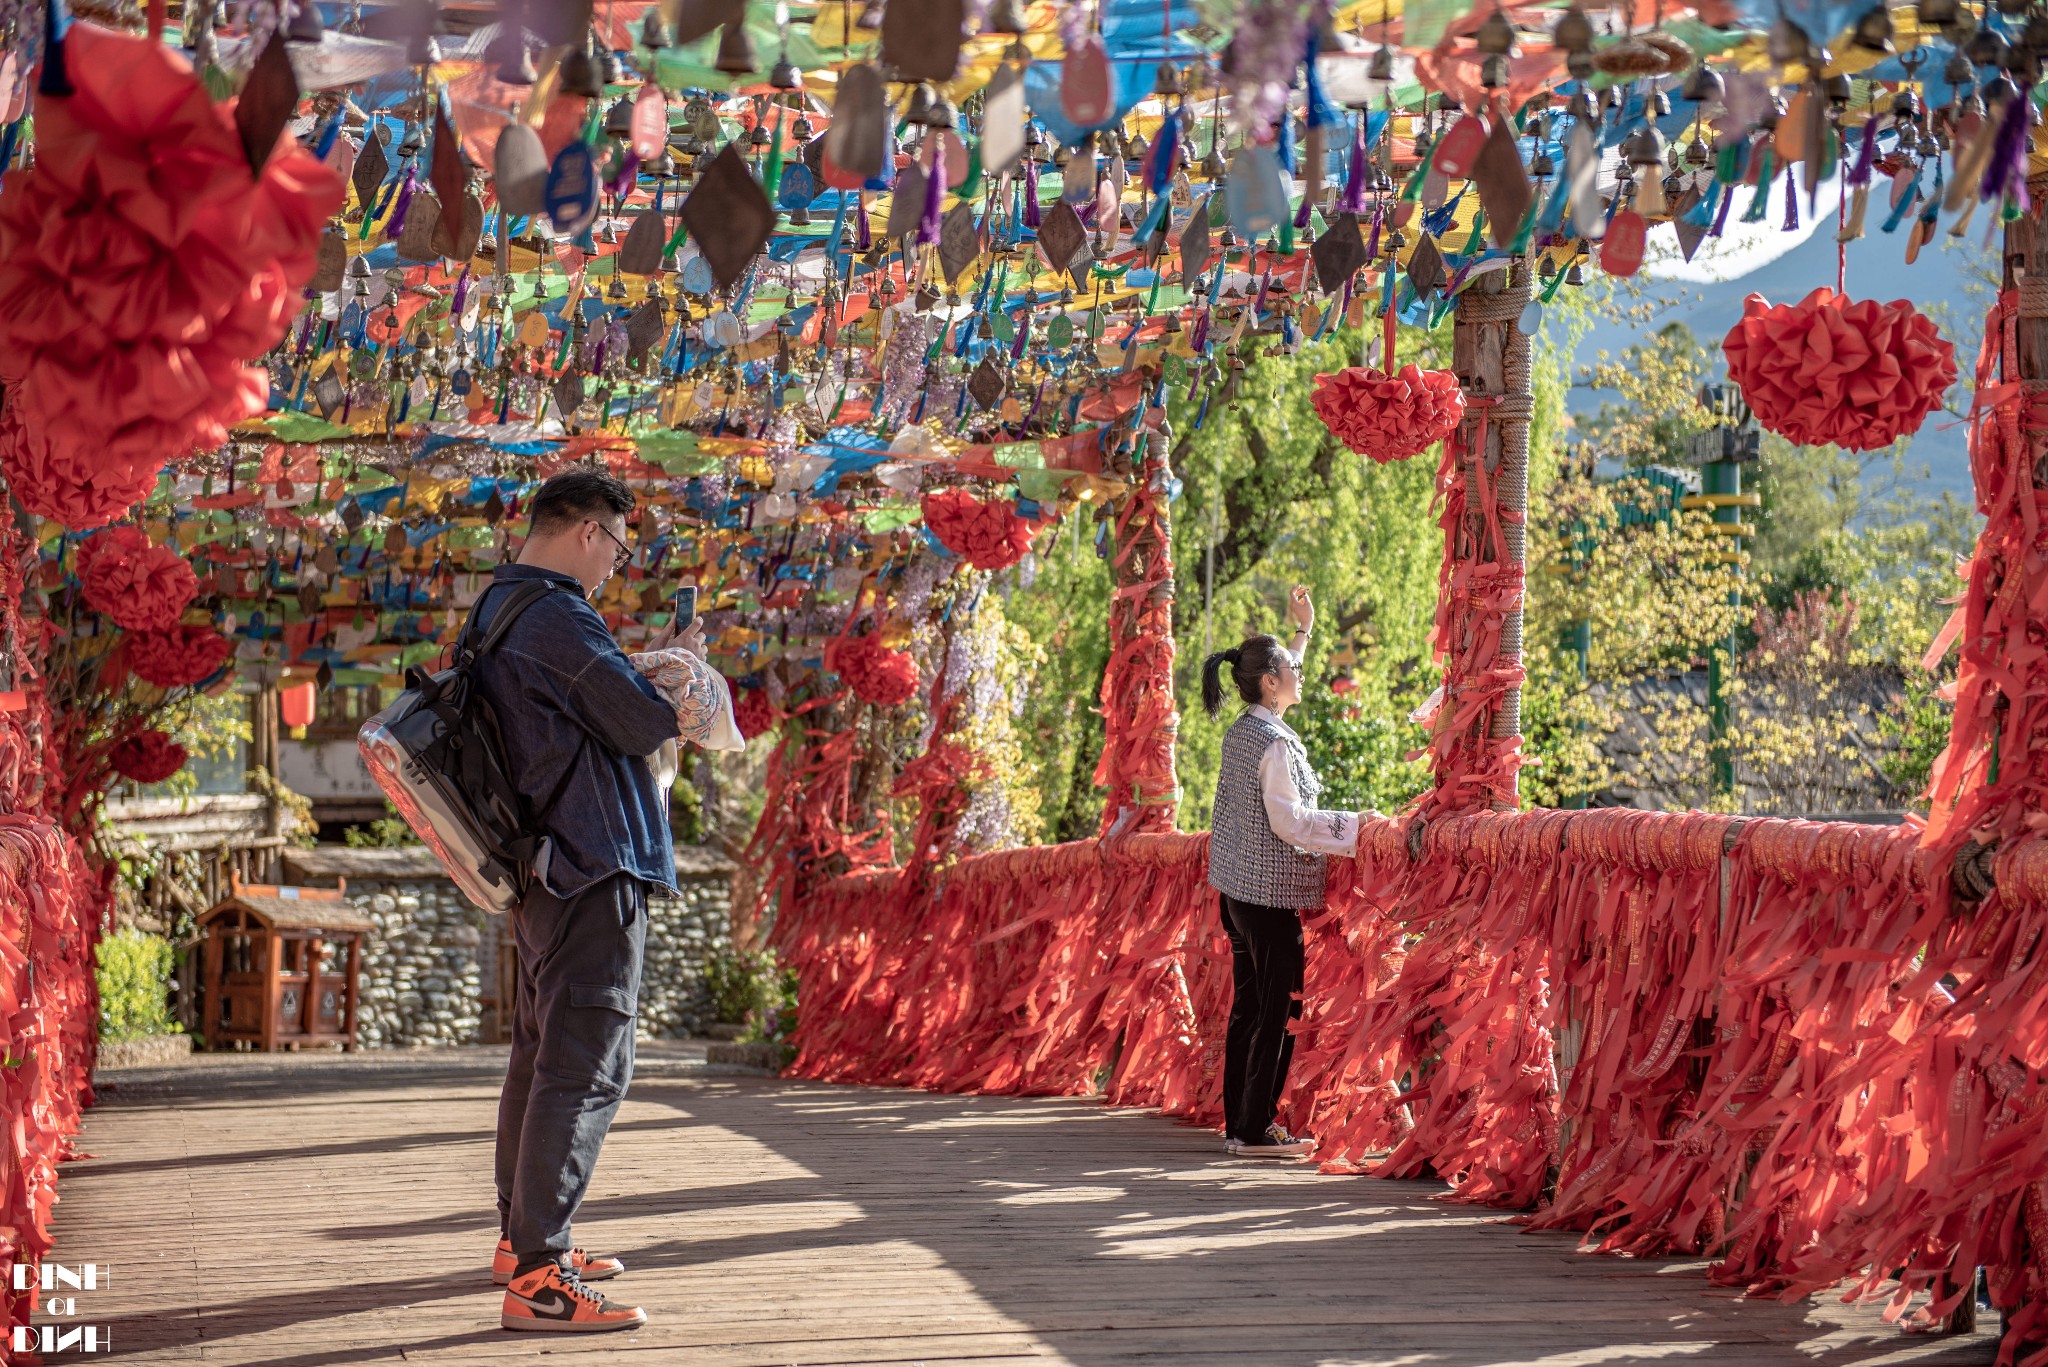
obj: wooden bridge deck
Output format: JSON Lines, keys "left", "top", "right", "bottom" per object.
{"left": 57, "top": 1047, "right": 2000, "bottom": 1367}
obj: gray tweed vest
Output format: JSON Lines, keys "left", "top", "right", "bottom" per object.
{"left": 1207, "top": 711, "right": 1328, "bottom": 910}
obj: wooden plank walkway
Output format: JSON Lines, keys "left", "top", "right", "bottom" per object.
{"left": 54, "top": 1047, "right": 1999, "bottom": 1367}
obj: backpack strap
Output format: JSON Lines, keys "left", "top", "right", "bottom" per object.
{"left": 461, "top": 579, "right": 562, "bottom": 663}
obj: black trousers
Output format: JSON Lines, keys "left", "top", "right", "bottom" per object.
{"left": 495, "top": 873, "right": 647, "bottom": 1268}
{"left": 1218, "top": 894, "right": 1305, "bottom": 1144}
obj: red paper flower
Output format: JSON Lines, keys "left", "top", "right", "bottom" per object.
{"left": 1723, "top": 288, "right": 1957, "bottom": 452}
{"left": 921, "top": 489, "right": 1039, "bottom": 570}
{"left": 77, "top": 526, "right": 198, "bottom": 632}
{"left": 1310, "top": 364, "right": 1467, "bottom": 463}
{"left": 825, "top": 632, "right": 920, "bottom": 707}
{"left": 109, "top": 728, "right": 188, "bottom": 785}
{"left": 732, "top": 685, "right": 778, "bottom": 740}
{"left": 0, "top": 23, "right": 342, "bottom": 528}
{"left": 126, "top": 624, "right": 232, "bottom": 689}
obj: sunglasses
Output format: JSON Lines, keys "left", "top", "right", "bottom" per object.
{"left": 590, "top": 519, "right": 632, "bottom": 571}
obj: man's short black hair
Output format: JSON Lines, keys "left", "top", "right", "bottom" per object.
{"left": 528, "top": 467, "right": 636, "bottom": 537}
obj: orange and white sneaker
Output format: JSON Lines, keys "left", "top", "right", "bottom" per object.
{"left": 492, "top": 1238, "right": 623, "bottom": 1285}
{"left": 500, "top": 1259, "right": 646, "bottom": 1334}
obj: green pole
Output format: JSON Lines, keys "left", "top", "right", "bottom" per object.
{"left": 1704, "top": 456, "right": 1742, "bottom": 801}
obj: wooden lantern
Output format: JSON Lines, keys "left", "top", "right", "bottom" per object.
{"left": 196, "top": 876, "right": 373, "bottom": 1052}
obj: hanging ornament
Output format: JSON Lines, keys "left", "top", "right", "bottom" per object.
{"left": 1722, "top": 288, "right": 1957, "bottom": 451}
{"left": 1308, "top": 365, "right": 1466, "bottom": 463}
{"left": 921, "top": 488, "right": 1039, "bottom": 569}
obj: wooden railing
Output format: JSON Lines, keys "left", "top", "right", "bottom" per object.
{"left": 774, "top": 808, "right": 2048, "bottom": 1354}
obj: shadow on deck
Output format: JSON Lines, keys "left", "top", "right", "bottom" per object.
{"left": 56, "top": 1049, "right": 1998, "bottom": 1366}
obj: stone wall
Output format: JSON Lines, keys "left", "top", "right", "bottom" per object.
{"left": 281, "top": 846, "right": 738, "bottom": 1049}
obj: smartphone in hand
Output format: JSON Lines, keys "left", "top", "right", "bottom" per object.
{"left": 673, "top": 583, "right": 698, "bottom": 625}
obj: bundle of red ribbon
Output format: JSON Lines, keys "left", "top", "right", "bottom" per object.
{"left": 0, "top": 24, "right": 340, "bottom": 527}
{"left": 824, "top": 631, "right": 920, "bottom": 707}
{"left": 1723, "top": 288, "right": 1956, "bottom": 453}
{"left": 920, "top": 488, "right": 1040, "bottom": 570}
{"left": 76, "top": 526, "right": 199, "bottom": 633}
{"left": 732, "top": 686, "right": 778, "bottom": 740}
{"left": 1309, "top": 364, "right": 1467, "bottom": 463}
{"left": 108, "top": 728, "right": 189, "bottom": 785}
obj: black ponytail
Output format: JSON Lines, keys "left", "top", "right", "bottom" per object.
{"left": 1201, "top": 634, "right": 1289, "bottom": 717}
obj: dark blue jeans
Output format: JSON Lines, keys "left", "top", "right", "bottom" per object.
{"left": 494, "top": 874, "right": 647, "bottom": 1267}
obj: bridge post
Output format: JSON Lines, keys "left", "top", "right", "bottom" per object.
{"left": 1093, "top": 413, "right": 1181, "bottom": 837}
{"left": 1431, "top": 262, "right": 1535, "bottom": 812}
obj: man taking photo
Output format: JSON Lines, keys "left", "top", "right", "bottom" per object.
{"left": 472, "top": 466, "right": 702, "bottom": 1334}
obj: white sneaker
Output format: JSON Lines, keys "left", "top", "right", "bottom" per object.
{"left": 1231, "top": 1124, "right": 1314, "bottom": 1159}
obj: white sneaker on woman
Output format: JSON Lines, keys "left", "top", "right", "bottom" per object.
{"left": 1227, "top": 1124, "right": 1315, "bottom": 1158}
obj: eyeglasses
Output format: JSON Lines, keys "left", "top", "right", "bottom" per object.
{"left": 590, "top": 519, "right": 632, "bottom": 571}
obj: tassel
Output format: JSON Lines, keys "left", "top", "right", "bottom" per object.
{"left": 1979, "top": 83, "right": 2032, "bottom": 204}
{"left": 1685, "top": 181, "right": 1720, "bottom": 226}
{"left": 1023, "top": 158, "right": 1042, "bottom": 228}
{"left": 855, "top": 194, "right": 872, "bottom": 251}
{"left": 1363, "top": 205, "right": 1382, "bottom": 259}
{"left": 1782, "top": 167, "right": 1798, "bottom": 230}
{"left": 385, "top": 173, "right": 417, "bottom": 240}
{"left": 1340, "top": 116, "right": 1369, "bottom": 216}
{"left": 38, "top": 0, "right": 71, "bottom": 96}
{"left": 1946, "top": 117, "right": 1998, "bottom": 212}
{"left": 917, "top": 142, "right": 944, "bottom": 245}
{"left": 1839, "top": 184, "right": 1870, "bottom": 242}
{"left": 1848, "top": 115, "right": 1879, "bottom": 189}
{"left": 1712, "top": 173, "right": 1739, "bottom": 236}
{"left": 1189, "top": 307, "right": 1209, "bottom": 353}
{"left": 1148, "top": 109, "right": 1180, "bottom": 193}
{"left": 1010, "top": 312, "right": 1030, "bottom": 360}
{"left": 1294, "top": 191, "right": 1315, "bottom": 229}
{"left": 1636, "top": 169, "right": 1667, "bottom": 217}
{"left": 1881, "top": 175, "right": 1921, "bottom": 233}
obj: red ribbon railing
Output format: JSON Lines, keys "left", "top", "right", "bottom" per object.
{"left": 775, "top": 808, "right": 2048, "bottom": 1364}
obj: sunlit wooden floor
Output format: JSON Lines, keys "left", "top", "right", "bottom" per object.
{"left": 55, "top": 1046, "right": 2000, "bottom": 1366}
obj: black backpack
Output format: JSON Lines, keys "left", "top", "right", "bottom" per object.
{"left": 357, "top": 581, "right": 578, "bottom": 913}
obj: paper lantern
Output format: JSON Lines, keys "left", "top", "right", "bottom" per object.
{"left": 1723, "top": 288, "right": 1957, "bottom": 452}
{"left": 1309, "top": 364, "right": 1467, "bottom": 463}
{"left": 76, "top": 527, "right": 198, "bottom": 633}
{"left": 110, "top": 729, "right": 189, "bottom": 785}
{"left": 921, "top": 489, "right": 1038, "bottom": 571}
{"left": 825, "top": 632, "right": 920, "bottom": 708}
{"left": 279, "top": 682, "right": 317, "bottom": 730}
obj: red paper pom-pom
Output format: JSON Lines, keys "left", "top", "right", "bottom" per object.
{"left": 921, "top": 489, "right": 1039, "bottom": 570}
{"left": 825, "top": 632, "right": 920, "bottom": 707}
{"left": 1723, "top": 288, "right": 1957, "bottom": 452}
{"left": 126, "top": 625, "right": 233, "bottom": 689}
{"left": 1309, "top": 364, "right": 1467, "bottom": 463}
{"left": 0, "top": 23, "right": 340, "bottom": 529}
{"left": 77, "top": 527, "right": 199, "bottom": 633}
{"left": 732, "top": 686, "right": 778, "bottom": 740}
{"left": 110, "top": 729, "right": 189, "bottom": 785}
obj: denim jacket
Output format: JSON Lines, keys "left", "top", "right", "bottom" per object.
{"left": 470, "top": 564, "right": 681, "bottom": 898}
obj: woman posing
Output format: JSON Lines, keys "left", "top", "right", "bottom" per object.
{"left": 1201, "top": 586, "right": 1372, "bottom": 1158}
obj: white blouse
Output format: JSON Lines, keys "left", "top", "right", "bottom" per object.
{"left": 1245, "top": 704, "right": 1364, "bottom": 858}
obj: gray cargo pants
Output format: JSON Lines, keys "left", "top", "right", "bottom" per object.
{"left": 494, "top": 873, "right": 647, "bottom": 1270}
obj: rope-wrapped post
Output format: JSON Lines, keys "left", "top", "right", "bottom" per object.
{"left": 1094, "top": 415, "right": 1182, "bottom": 838}
{"left": 1427, "top": 262, "right": 1534, "bottom": 813}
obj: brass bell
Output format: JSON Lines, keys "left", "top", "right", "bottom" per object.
{"left": 1823, "top": 72, "right": 1853, "bottom": 107}
{"left": 1850, "top": 5, "right": 1895, "bottom": 55}
{"left": 1681, "top": 64, "right": 1724, "bottom": 104}
{"left": 559, "top": 39, "right": 603, "bottom": 98}
{"left": 286, "top": 0, "right": 323, "bottom": 43}
{"left": 1369, "top": 44, "right": 1395, "bottom": 81}
{"left": 1553, "top": 4, "right": 1594, "bottom": 53}
{"left": 904, "top": 82, "right": 935, "bottom": 125}
{"left": 770, "top": 58, "right": 803, "bottom": 90}
{"left": 1480, "top": 53, "right": 1509, "bottom": 88}
{"left": 715, "top": 21, "right": 758, "bottom": 75}
{"left": 605, "top": 98, "right": 633, "bottom": 138}
{"left": 640, "top": 9, "right": 670, "bottom": 49}
{"left": 988, "top": 0, "right": 1027, "bottom": 32}
{"left": 1475, "top": 8, "right": 1517, "bottom": 55}
{"left": 1968, "top": 27, "right": 2009, "bottom": 67}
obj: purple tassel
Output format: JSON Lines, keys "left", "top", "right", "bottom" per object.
{"left": 1254, "top": 267, "right": 1272, "bottom": 314}
{"left": 1340, "top": 118, "right": 1369, "bottom": 215}
{"left": 1023, "top": 159, "right": 1042, "bottom": 228}
{"left": 1189, "top": 307, "right": 1209, "bottom": 353}
{"left": 451, "top": 268, "right": 470, "bottom": 316}
{"left": 1363, "top": 204, "right": 1382, "bottom": 257}
{"left": 606, "top": 149, "right": 640, "bottom": 197}
{"left": 917, "top": 143, "right": 945, "bottom": 244}
{"left": 1782, "top": 168, "right": 1798, "bottom": 230}
{"left": 1010, "top": 313, "right": 1030, "bottom": 360}
{"left": 1848, "top": 115, "right": 1879, "bottom": 189}
{"left": 1293, "top": 192, "right": 1314, "bottom": 229}
{"left": 1710, "top": 173, "right": 1737, "bottom": 237}
{"left": 384, "top": 173, "right": 417, "bottom": 240}
{"left": 855, "top": 197, "right": 872, "bottom": 251}
{"left": 1981, "top": 84, "right": 2033, "bottom": 203}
